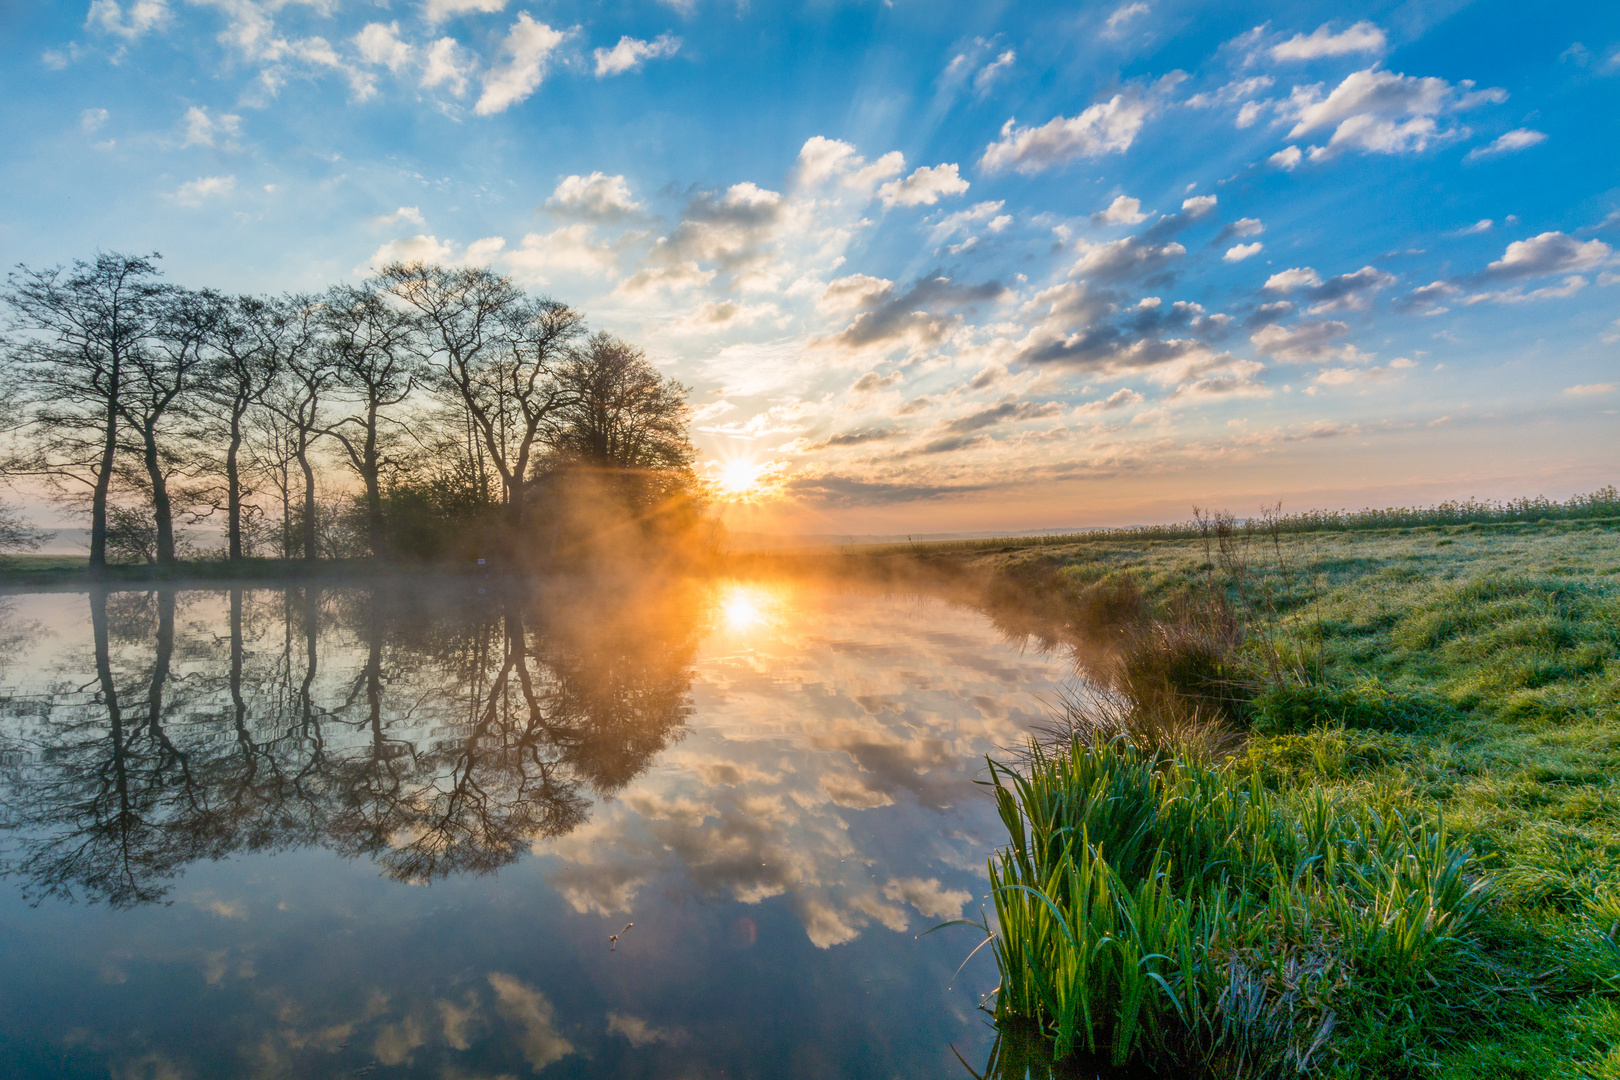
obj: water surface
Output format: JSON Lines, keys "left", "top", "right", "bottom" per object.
{"left": 0, "top": 576, "right": 1074, "bottom": 1079}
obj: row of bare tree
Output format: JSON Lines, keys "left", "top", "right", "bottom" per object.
{"left": 0, "top": 253, "right": 698, "bottom": 567}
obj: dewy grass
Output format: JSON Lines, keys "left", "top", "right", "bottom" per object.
{"left": 929, "top": 516, "right": 1620, "bottom": 1077}
{"left": 971, "top": 738, "right": 1493, "bottom": 1078}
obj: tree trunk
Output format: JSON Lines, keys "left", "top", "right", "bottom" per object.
{"left": 89, "top": 395, "right": 118, "bottom": 571}
{"left": 142, "top": 421, "right": 177, "bottom": 566}
{"left": 299, "top": 446, "right": 317, "bottom": 563}
{"left": 226, "top": 407, "right": 245, "bottom": 561}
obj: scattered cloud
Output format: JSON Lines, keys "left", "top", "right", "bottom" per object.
{"left": 1287, "top": 68, "right": 1506, "bottom": 160}
{"left": 1103, "top": 2, "right": 1150, "bottom": 38}
{"left": 420, "top": 37, "right": 472, "bottom": 95}
{"left": 1270, "top": 21, "right": 1387, "bottom": 61}
{"left": 373, "top": 206, "right": 425, "bottom": 226}
{"left": 170, "top": 174, "right": 235, "bottom": 206}
{"left": 1270, "top": 145, "right": 1303, "bottom": 170}
{"left": 546, "top": 172, "right": 642, "bottom": 219}
{"left": 878, "top": 163, "right": 969, "bottom": 208}
{"left": 354, "top": 22, "right": 412, "bottom": 73}
{"left": 475, "top": 14, "right": 569, "bottom": 116}
{"left": 981, "top": 83, "right": 1168, "bottom": 174}
{"left": 1482, "top": 232, "right": 1611, "bottom": 281}
{"left": 80, "top": 107, "right": 109, "bottom": 132}
{"left": 973, "top": 49, "right": 1016, "bottom": 94}
{"left": 181, "top": 105, "right": 241, "bottom": 148}
{"left": 1093, "top": 195, "right": 1148, "bottom": 225}
{"left": 1077, "top": 387, "right": 1143, "bottom": 413}
{"left": 1463, "top": 274, "right": 1589, "bottom": 305}
{"left": 1464, "top": 128, "right": 1547, "bottom": 162}
{"left": 86, "top": 0, "right": 169, "bottom": 40}
{"left": 1564, "top": 383, "right": 1615, "bottom": 396}
{"left": 1250, "top": 319, "right": 1350, "bottom": 362}
{"left": 421, "top": 0, "right": 507, "bottom": 24}
{"left": 1224, "top": 242, "right": 1263, "bottom": 261}
{"left": 594, "top": 33, "right": 680, "bottom": 77}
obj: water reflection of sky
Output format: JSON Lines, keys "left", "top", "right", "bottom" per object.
{"left": 0, "top": 578, "right": 1075, "bottom": 1078}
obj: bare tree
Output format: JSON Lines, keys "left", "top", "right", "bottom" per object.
{"left": 549, "top": 332, "right": 696, "bottom": 471}
{"left": 321, "top": 284, "right": 421, "bottom": 556}
{"left": 196, "top": 294, "right": 298, "bottom": 561}
{"left": 0, "top": 253, "right": 166, "bottom": 571}
{"left": 260, "top": 298, "right": 327, "bottom": 562}
{"left": 378, "top": 263, "right": 583, "bottom": 530}
{"left": 117, "top": 286, "right": 214, "bottom": 565}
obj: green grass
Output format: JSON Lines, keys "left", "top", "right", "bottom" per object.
{"left": 942, "top": 517, "right": 1620, "bottom": 1077}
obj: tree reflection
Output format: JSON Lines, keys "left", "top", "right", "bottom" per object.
{"left": 0, "top": 578, "right": 699, "bottom": 905}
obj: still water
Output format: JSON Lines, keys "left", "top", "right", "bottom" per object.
{"left": 0, "top": 576, "right": 1076, "bottom": 1079}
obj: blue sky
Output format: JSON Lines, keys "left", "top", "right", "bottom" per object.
{"left": 2, "top": 0, "right": 1617, "bottom": 533}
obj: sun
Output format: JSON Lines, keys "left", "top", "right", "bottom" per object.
{"left": 717, "top": 459, "right": 765, "bottom": 496}
{"left": 720, "top": 588, "right": 765, "bottom": 630}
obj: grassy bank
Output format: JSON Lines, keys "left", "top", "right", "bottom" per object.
{"left": 931, "top": 516, "right": 1620, "bottom": 1077}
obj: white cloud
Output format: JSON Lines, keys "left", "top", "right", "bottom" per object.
{"left": 1450, "top": 218, "right": 1493, "bottom": 235}
{"left": 1069, "top": 237, "right": 1185, "bottom": 281}
{"left": 421, "top": 0, "right": 506, "bottom": 24}
{"left": 930, "top": 200, "right": 1006, "bottom": 242}
{"left": 546, "top": 172, "right": 642, "bottom": 218}
{"left": 80, "top": 108, "right": 109, "bottom": 132}
{"left": 1287, "top": 68, "right": 1506, "bottom": 160}
{"left": 506, "top": 225, "right": 618, "bottom": 283}
{"left": 1484, "top": 232, "right": 1611, "bottom": 280}
{"left": 1180, "top": 194, "right": 1217, "bottom": 218}
{"left": 1564, "top": 383, "right": 1616, "bottom": 396}
{"left": 181, "top": 105, "right": 241, "bottom": 148}
{"left": 1270, "top": 21, "right": 1386, "bottom": 61}
{"left": 1093, "top": 195, "right": 1147, "bottom": 225}
{"left": 421, "top": 37, "right": 471, "bottom": 95}
{"left": 365, "top": 233, "right": 504, "bottom": 271}
{"left": 170, "top": 174, "right": 235, "bottom": 206}
{"left": 373, "top": 206, "right": 425, "bottom": 226}
{"left": 1270, "top": 145, "right": 1302, "bottom": 170}
{"left": 973, "top": 49, "right": 1016, "bottom": 94}
{"left": 355, "top": 22, "right": 412, "bottom": 73}
{"left": 594, "top": 33, "right": 680, "bottom": 77}
{"left": 475, "top": 13, "right": 569, "bottom": 116}
{"left": 1264, "top": 267, "right": 1322, "bottom": 291}
{"left": 1224, "top": 242, "right": 1263, "bottom": 261}
{"left": 877, "top": 163, "right": 969, "bottom": 208}
{"left": 980, "top": 90, "right": 1156, "bottom": 174}
{"left": 1463, "top": 275, "right": 1589, "bottom": 305}
{"left": 1250, "top": 319, "right": 1350, "bottom": 362}
{"left": 1464, "top": 128, "right": 1548, "bottom": 162}
{"left": 792, "top": 136, "right": 905, "bottom": 194}
{"left": 1103, "top": 2, "right": 1150, "bottom": 38}
{"left": 86, "top": 0, "right": 168, "bottom": 40}
{"left": 1077, "top": 387, "right": 1143, "bottom": 413}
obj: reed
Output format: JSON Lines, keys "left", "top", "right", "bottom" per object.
{"left": 964, "top": 737, "right": 1491, "bottom": 1077}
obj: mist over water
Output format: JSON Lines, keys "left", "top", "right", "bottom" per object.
{"left": 0, "top": 575, "right": 1075, "bottom": 1078}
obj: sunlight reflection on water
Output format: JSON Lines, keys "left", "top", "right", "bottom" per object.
{"left": 0, "top": 576, "right": 1077, "bottom": 1079}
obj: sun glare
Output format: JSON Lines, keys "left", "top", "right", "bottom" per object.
{"left": 719, "top": 585, "right": 770, "bottom": 631}
{"left": 718, "top": 459, "right": 765, "bottom": 496}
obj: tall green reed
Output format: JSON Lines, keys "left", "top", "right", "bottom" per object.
{"left": 962, "top": 738, "right": 1491, "bottom": 1076}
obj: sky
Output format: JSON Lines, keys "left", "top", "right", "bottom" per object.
{"left": 1, "top": 0, "right": 1617, "bottom": 536}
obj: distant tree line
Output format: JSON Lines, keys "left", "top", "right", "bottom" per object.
{"left": 0, "top": 253, "right": 709, "bottom": 570}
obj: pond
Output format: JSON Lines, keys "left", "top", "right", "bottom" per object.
{"left": 0, "top": 575, "right": 1078, "bottom": 1079}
